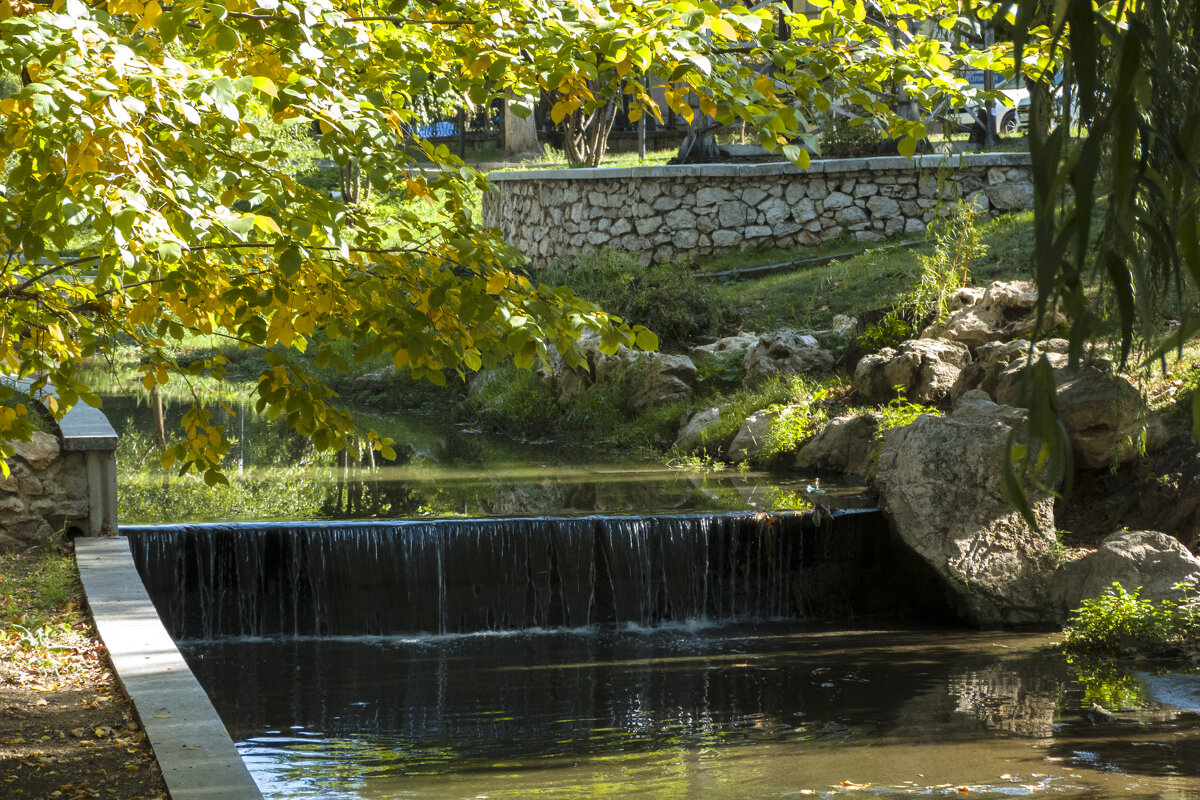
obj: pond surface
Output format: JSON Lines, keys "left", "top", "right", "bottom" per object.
{"left": 100, "top": 390, "right": 868, "bottom": 524}
{"left": 181, "top": 624, "right": 1200, "bottom": 799}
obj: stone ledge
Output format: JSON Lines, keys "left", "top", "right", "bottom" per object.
{"left": 59, "top": 403, "right": 118, "bottom": 452}
{"left": 76, "top": 537, "right": 264, "bottom": 800}
{"left": 487, "top": 152, "right": 1033, "bottom": 182}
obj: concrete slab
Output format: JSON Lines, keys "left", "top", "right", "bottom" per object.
{"left": 76, "top": 538, "right": 263, "bottom": 800}
{"left": 486, "top": 152, "right": 1033, "bottom": 182}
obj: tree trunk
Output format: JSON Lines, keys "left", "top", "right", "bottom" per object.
{"left": 503, "top": 96, "right": 543, "bottom": 157}
{"left": 339, "top": 160, "right": 371, "bottom": 206}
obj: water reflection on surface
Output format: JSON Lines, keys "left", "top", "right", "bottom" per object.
{"left": 102, "top": 390, "right": 871, "bottom": 523}
{"left": 181, "top": 625, "right": 1200, "bottom": 799}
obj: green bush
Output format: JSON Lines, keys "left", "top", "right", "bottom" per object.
{"left": 458, "top": 364, "right": 561, "bottom": 438}
{"left": 818, "top": 115, "right": 885, "bottom": 158}
{"left": 1063, "top": 583, "right": 1181, "bottom": 655}
{"left": 540, "top": 250, "right": 729, "bottom": 350}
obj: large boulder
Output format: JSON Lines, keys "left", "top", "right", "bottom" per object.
{"left": 853, "top": 338, "right": 971, "bottom": 404}
{"left": 743, "top": 329, "right": 835, "bottom": 384}
{"left": 1052, "top": 531, "right": 1200, "bottom": 622}
{"left": 991, "top": 358, "right": 1166, "bottom": 470}
{"left": 726, "top": 406, "right": 798, "bottom": 463}
{"left": 794, "top": 415, "right": 879, "bottom": 476}
{"left": 673, "top": 406, "right": 725, "bottom": 453}
{"left": 949, "top": 339, "right": 1069, "bottom": 404}
{"left": 926, "top": 281, "right": 1066, "bottom": 353}
{"left": 631, "top": 354, "right": 697, "bottom": 413}
{"left": 872, "top": 391, "right": 1059, "bottom": 626}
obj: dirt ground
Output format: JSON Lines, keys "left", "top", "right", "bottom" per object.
{"left": 1057, "top": 433, "right": 1200, "bottom": 553}
{"left": 0, "top": 545, "right": 168, "bottom": 800}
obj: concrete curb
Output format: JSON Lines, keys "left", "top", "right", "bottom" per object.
{"left": 487, "top": 152, "right": 1033, "bottom": 181}
{"left": 76, "top": 538, "right": 263, "bottom": 800}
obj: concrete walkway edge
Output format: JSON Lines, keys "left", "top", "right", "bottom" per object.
{"left": 76, "top": 537, "right": 264, "bottom": 800}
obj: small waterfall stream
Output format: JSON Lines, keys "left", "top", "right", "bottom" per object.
{"left": 125, "top": 509, "right": 907, "bottom": 640}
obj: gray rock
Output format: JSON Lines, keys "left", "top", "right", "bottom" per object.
{"left": 866, "top": 195, "right": 901, "bottom": 218}
{"left": 632, "top": 353, "right": 697, "bottom": 413}
{"left": 823, "top": 191, "right": 853, "bottom": 210}
{"left": 760, "top": 196, "right": 789, "bottom": 224}
{"left": 744, "top": 329, "right": 835, "bottom": 384}
{"left": 835, "top": 206, "right": 869, "bottom": 226}
{"left": 673, "top": 406, "right": 725, "bottom": 453}
{"left": 673, "top": 229, "right": 699, "bottom": 249}
{"left": 873, "top": 392, "right": 1059, "bottom": 626}
{"left": 792, "top": 197, "right": 817, "bottom": 223}
{"left": 665, "top": 208, "right": 697, "bottom": 229}
{"left": 988, "top": 181, "right": 1034, "bottom": 211}
{"left": 635, "top": 217, "right": 660, "bottom": 236}
{"left": 718, "top": 202, "right": 748, "bottom": 228}
{"left": 741, "top": 187, "right": 768, "bottom": 207}
{"left": 697, "top": 187, "right": 733, "bottom": 206}
{"left": 13, "top": 432, "right": 60, "bottom": 471}
{"left": 689, "top": 332, "right": 759, "bottom": 362}
{"left": 652, "top": 195, "right": 681, "bottom": 211}
{"left": 987, "top": 356, "right": 1166, "bottom": 469}
{"left": 784, "top": 183, "right": 807, "bottom": 205}
{"left": 928, "top": 280, "right": 1065, "bottom": 353}
{"left": 745, "top": 225, "right": 773, "bottom": 238}
{"left": 712, "top": 229, "right": 740, "bottom": 247}
{"left": 853, "top": 338, "right": 972, "bottom": 404}
{"left": 794, "top": 415, "right": 879, "bottom": 476}
{"left": 1053, "top": 531, "right": 1200, "bottom": 622}
{"left": 726, "top": 406, "right": 798, "bottom": 463}
{"left": 0, "top": 516, "right": 57, "bottom": 552}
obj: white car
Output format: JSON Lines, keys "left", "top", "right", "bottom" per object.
{"left": 953, "top": 72, "right": 1029, "bottom": 135}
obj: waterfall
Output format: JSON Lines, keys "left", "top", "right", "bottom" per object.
{"left": 125, "top": 510, "right": 899, "bottom": 640}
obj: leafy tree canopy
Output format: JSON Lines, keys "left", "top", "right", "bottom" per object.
{"left": 0, "top": 0, "right": 994, "bottom": 481}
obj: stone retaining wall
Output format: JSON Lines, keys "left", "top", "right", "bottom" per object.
{"left": 483, "top": 153, "right": 1034, "bottom": 267}
{"left": 0, "top": 392, "right": 118, "bottom": 551}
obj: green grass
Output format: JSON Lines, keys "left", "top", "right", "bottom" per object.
{"left": 711, "top": 210, "right": 1037, "bottom": 335}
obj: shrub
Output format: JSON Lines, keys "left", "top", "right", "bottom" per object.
{"left": 818, "top": 115, "right": 885, "bottom": 158}
{"left": 540, "top": 250, "right": 728, "bottom": 350}
{"left": 855, "top": 198, "right": 984, "bottom": 352}
{"left": 1062, "top": 583, "right": 1180, "bottom": 655}
{"left": 458, "top": 364, "right": 561, "bottom": 438}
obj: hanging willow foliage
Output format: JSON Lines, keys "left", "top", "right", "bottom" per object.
{"left": 1000, "top": 0, "right": 1200, "bottom": 523}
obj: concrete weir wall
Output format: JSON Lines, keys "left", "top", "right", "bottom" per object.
{"left": 482, "top": 153, "right": 1035, "bottom": 267}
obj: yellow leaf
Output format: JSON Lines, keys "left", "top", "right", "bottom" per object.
{"left": 467, "top": 55, "right": 491, "bottom": 78}
{"left": 754, "top": 73, "right": 776, "bottom": 98}
{"left": 133, "top": 0, "right": 161, "bottom": 32}
{"left": 393, "top": 348, "right": 409, "bottom": 368}
{"left": 486, "top": 273, "right": 507, "bottom": 294}
{"left": 615, "top": 55, "right": 632, "bottom": 79}
{"left": 550, "top": 99, "right": 572, "bottom": 125}
{"left": 698, "top": 96, "right": 717, "bottom": 117}
{"left": 710, "top": 16, "right": 738, "bottom": 41}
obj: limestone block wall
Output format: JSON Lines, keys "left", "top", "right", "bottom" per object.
{"left": 483, "top": 153, "right": 1034, "bottom": 267}
{"left": 0, "top": 395, "right": 118, "bottom": 551}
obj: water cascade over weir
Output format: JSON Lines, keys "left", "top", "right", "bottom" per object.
{"left": 124, "top": 510, "right": 930, "bottom": 640}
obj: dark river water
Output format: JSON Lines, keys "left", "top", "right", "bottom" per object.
{"left": 180, "top": 625, "right": 1200, "bottom": 799}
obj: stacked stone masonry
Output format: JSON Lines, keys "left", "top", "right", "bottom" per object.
{"left": 0, "top": 390, "right": 118, "bottom": 551}
{"left": 483, "top": 153, "right": 1035, "bottom": 267}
